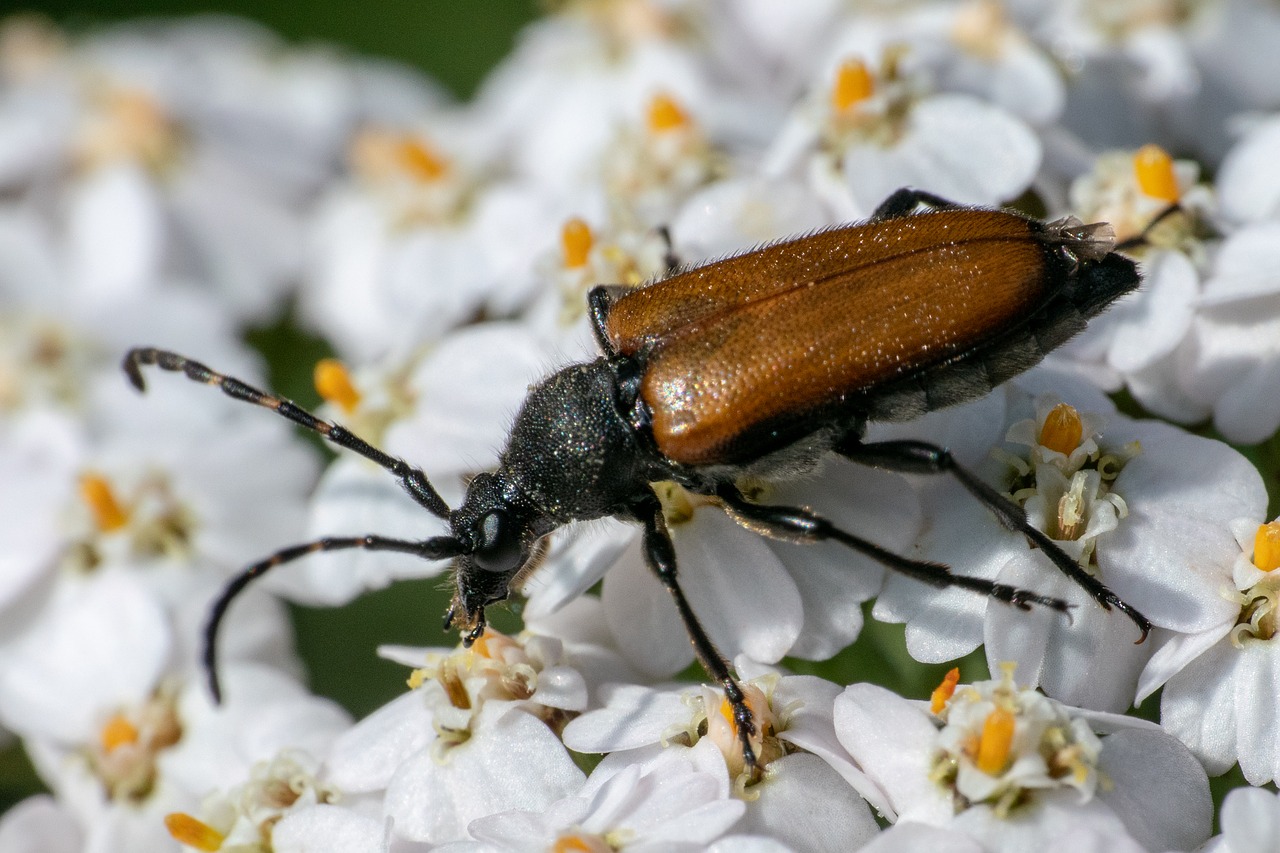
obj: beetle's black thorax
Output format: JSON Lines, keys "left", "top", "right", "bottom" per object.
{"left": 499, "top": 357, "right": 653, "bottom": 522}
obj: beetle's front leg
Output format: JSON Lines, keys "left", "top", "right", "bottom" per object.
{"left": 630, "top": 491, "right": 760, "bottom": 774}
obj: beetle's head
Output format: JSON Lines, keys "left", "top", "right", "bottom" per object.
{"left": 443, "top": 472, "right": 545, "bottom": 645}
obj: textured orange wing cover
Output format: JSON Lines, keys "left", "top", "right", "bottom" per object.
{"left": 604, "top": 210, "right": 1050, "bottom": 465}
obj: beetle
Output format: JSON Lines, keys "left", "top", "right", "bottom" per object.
{"left": 123, "top": 188, "right": 1152, "bottom": 771}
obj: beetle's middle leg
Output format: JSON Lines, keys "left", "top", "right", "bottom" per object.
{"left": 713, "top": 484, "right": 1073, "bottom": 616}
{"left": 630, "top": 492, "right": 761, "bottom": 775}
{"left": 836, "top": 437, "right": 1152, "bottom": 641}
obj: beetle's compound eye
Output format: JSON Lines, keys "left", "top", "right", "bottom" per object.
{"left": 474, "top": 509, "right": 523, "bottom": 574}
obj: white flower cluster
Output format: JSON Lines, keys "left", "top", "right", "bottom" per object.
{"left": 2, "top": 2, "right": 1280, "bottom": 851}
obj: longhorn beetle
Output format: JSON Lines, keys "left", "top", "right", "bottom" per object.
{"left": 123, "top": 188, "right": 1153, "bottom": 772}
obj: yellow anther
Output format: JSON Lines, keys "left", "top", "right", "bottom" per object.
{"left": 831, "top": 58, "right": 875, "bottom": 113}
{"left": 407, "top": 668, "right": 427, "bottom": 690}
{"left": 1133, "top": 143, "right": 1180, "bottom": 203}
{"left": 1039, "top": 403, "right": 1083, "bottom": 456}
{"left": 1254, "top": 521, "right": 1280, "bottom": 572}
{"left": 561, "top": 217, "right": 594, "bottom": 269}
{"left": 164, "top": 813, "right": 225, "bottom": 852}
{"left": 397, "top": 137, "right": 449, "bottom": 182}
{"left": 931, "top": 667, "right": 961, "bottom": 714}
{"left": 79, "top": 473, "right": 129, "bottom": 533}
{"left": 647, "top": 91, "right": 691, "bottom": 133}
{"left": 313, "top": 359, "right": 361, "bottom": 414}
{"left": 100, "top": 713, "right": 139, "bottom": 753}
{"left": 976, "top": 707, "right": 1016, "bottom": 775}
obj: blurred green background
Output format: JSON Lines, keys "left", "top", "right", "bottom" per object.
{"left": 0, "top": 0, "right": 541, "bottom": 817}
{"left": 10, "top": 0, "right": 541, "bottom": 98}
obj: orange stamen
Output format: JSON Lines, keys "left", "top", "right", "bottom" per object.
{"left": 164, "top": 813, "right": 224, "bottom": 852}
{"left": 1039, "top": 403, "right": 1084, "bottom": 456}
{"left": 100, "top": 713, "right": 139, "bottom": 753}
{"left": 831, "top": 58, "right": 874, "bottom": 113}
{"left": 552, "top": 836, "right": 599, "bottom": 853}
{"left": 561, "top": 218, "right": 594, "bottom": 269}
{"left": 397, "top": 137, "right": 449, "bottom": 182}
{"left": 79, "top": 473, "right": 129, "bottom": 532}
{"left": 313, "top": 359, "right": 361, "bottom": 414}
{"left": 1133, "top": 144, "right": 1180, "bottom": 203}
{"left": 1254, "top": 521, "right": 1280, "bottom": 572}
{"left": 976, "top": 707, "right": 1015, "bottom": 775}
{"left": 931, "top": 667, "right": 961, "bottom": 714}
{"left": 647, "top": 92, "right": 690, "bottom": 133}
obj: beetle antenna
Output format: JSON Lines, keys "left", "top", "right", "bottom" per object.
{"left": 204, "top": 534, "right": 464, "bottom": 703}
{"left": 123, "top": 348, "right": 451, "bottom": 520}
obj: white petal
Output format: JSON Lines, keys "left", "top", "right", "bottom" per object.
{"left": 1102, "top": 420, "right": 1266, "bottom": 633}
{"left": 833, "top": 684, "right": 951, "bottom": 824}
{"left": 859, "top": 822, "right": 979, "bottom": 853}
{"left": 0, "top": 572, "right": 170, "bottom": 741}
{"left": 1105, "top": 249, "right": 1197, "bottom": 373}
{"left": 385, "top": 708, "right": 584, "bottom": 843}
{"left": 326, "top": 691, "right": 435, "bottom": 793}
{"left": 1160, "top": 641, "right": 1241, "bottom": 776}
{"left": 67, "top": 163, "right": 164, "bottom": 301}
{"left": 272, "top": 804, "right": 390, "bottom": 853}
{"left": 1216, "top": 117, "right": 1280, "bottom": 224}
{"left": 561, "top": 685, "right": 689, "bottom": 754}
{"left": 1136, "top": 624, "right": 1232, "bottom": 703}
{"left": 1219, "top": 787, "right": 1280, "bottom": 853}
{"left": 732, "top": 753, "right": 879, "bottom": 853}
{"left": 0, "top": 795, "right": 83, "bottom": 853}
{"left": 1213, "top": 358, "right": 1280, "bottom": 446}
{"left": 1096, "top": 728, "right": 1212, "bottom": 852}
{"left": 1234, "top": 641, "right": 1280, "bottom": 785}
{"left": 843, "top": 95, "right": 1040, "bottom": 209}
{"left": 602, "top": 537, "right": 694, "bottom": 677}
{"left": 985, "top": 553, "right": 1152, "bottom": 712}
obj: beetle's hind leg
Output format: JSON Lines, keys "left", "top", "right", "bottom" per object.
{"left": 871, "top": 188, "right": 965, "bottom": 220}
{"left": 836, "top": 437, "right": 1152, "bottom": 641}
{"left": 630, "top": 492, "right": 762, "bottom": 778}
{"left": 714, "top": 484, "right": 1073, "bottom": 617}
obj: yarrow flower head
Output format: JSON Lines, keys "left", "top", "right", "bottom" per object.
{"left": 929, "top": 663, "right": 1102, "bottom": 816}
{"left": 837, "top": 667, "right": 1212, "bottom": 852}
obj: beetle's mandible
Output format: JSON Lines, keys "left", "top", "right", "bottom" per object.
{"left": 123, "top": 188, "right": 1153, "bottom": 772}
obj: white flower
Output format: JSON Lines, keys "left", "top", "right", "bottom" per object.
{"left": 441, "top": 749, "right": 745, "bottom": 852}
{"left": 1142, "top": 515, "right": 1280, "bottom": 784}
{"left": 836, "top": 667, "right": 1212, "bottom": 853}
{"left": 163, "top": 749, "right": 342, "bottom": 853}
{"left": 324, "top": 628, "right": 590, "bottom": 844}
{"left": 765, "top": 47, "right": 1041, "bottom": 220}
{"left": 472, "top": 1, "right": 708, "bottom": 202}
{"left": 873, "top": 379, "right": 1265, "bottom": 712}
{"left": 1179, "top": 221, "right": 1280, "bottom": 444}
{"left": 562, "top": 659, "right": 891, "bottom": 834}
{"left": 299, "top": 127, "right": 551, "bottom": 362}
{"left": 0, "top": 568, "right": 346, "bottom": 851}
{"left": 1051, "top": 145, "right": 1209, "bottom": 414}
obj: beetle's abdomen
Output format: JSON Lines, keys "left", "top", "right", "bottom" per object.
{"left": 604, "top": 210, "right": 1117, "bottom": 466}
